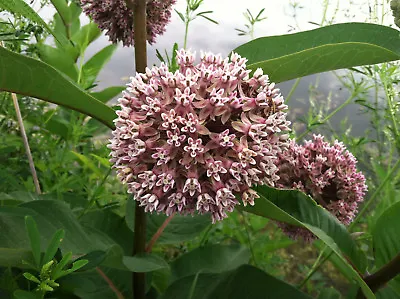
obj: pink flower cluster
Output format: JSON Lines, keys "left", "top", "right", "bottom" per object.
{"left": 108, "top": 49, "right": 291, "bottom": 222}
{"left": 80, "top": 0, "right": 176, "bottom": 46}
{"left": 276, "top": 135, "right": 367, "bottom": 242}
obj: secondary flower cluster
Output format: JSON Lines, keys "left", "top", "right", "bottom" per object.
{"left": 275, "top": 135, "right": 368, "bottom": 241}
{"left": 108, "top": 49, "right": 291, "bottom": 222}
{"left": 80, "top": 0, "right": 176, "bottom": 46}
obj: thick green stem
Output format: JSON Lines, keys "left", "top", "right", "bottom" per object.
{"left": 183, "top": 19, "right": 190, "bottom": 49}
{"left": 128, "top": 0, "right": 148, "bottom": 298}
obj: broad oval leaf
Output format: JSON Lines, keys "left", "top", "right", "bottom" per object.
{"left": 146, "top": 213, "right": 211, "bottom": 244}
{"left": 373, "top": 201, "right": 400, "bottom": 267}
{"left": 170, "top": 244, "right": 250, "bottom": 281}
{"left": 126, "top": 197, "right": 211, "bottom": 244}
{"left": 240, "top": 186, "right": 374, "bottom": 299}
{"left": 123, "top": 253, "right": 169, "bottom": 273}
{"left": 372, "top": 201, "right": 400, "bottom": 296}
{"left": 0, "top": 47, "right": 115, "bottom": 129}
{"left": 162, "top": 264, "right": 313, "bottom": 299}
{"left": 0, "top": 199, "right": 121, "bottom": 268}
{"left": 234, "top": 23, "right": 400, "bottom": 82}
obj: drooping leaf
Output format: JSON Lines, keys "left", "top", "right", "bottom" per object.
{"left": 81, "top": 45, "right": 117, "bottom": 89}
{"left": 123, "top": 253, "right": 169, "bottom": 273}
{"left": 240, "top": 186, "right": 374, "bottom": 299}
{"left": 170, "top": 244, "right": 250, "bottom": 281}
{"left": 162, "top": 264, "right": 313, "bottom": 299}
{"left": 0, "top": 46, "right": 115, "bottom": 129}
{"left": 234, "top": 23, "right": 400, "bottom": 82}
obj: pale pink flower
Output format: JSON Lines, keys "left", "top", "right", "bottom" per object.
{"left": 80, "top": 0, "right": 176, "bottom": 46}
{"left": 275, "top": 135, "right": 368, "bottom": 242}
{"left": 108, "top": 50, "right": 290, "bottom": 222}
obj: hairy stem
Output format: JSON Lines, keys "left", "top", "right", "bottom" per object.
{"left": 357, "top": 252, "right": 400, "bottom": 298}
{"left": 11, "top": 93, "right": 42, "bottom": 194}
{"left": 124, "top": 0, "right": 148, "bottom": 298}
{"left": 146, "top": 213, "right": 175, "bottom": 252}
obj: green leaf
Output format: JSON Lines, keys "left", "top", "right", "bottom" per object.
{"left": 0, "top": 46, "right": 115, "bottom": 129}
{"left": 240, "top": 186, "right": 374, "bottom": 299}
{"left": 317, "top": 287, "right": 341, "bottom": 299}
{"left": 162, "top": 264, "right": 313, "bottom": 299}
{"left": 147, "top": 213, "right": 210, "bottom": 244}
{"left": 52, "top": 251, "right": 72, "bottom": 280}
{"left": 24, "top": 216, "right": 41, "bottom": 269}
{"left": 0, "top": 248, "right": 33, "bottom": 268}
{"left": 0, "top": 0, "right": 68, "bottom": 46}
{"left": 50, "top": 0, "right": 72, "bottom": 24}
{"left": 81, "top": 45, "right": 117, "bottom": 89}
{"left": 0, "top": 199, "right": 117, "bottom": 270}
{"left": 37, "top": 44, "right": 79, "bottom": 81}
{"left": 372, "top": 201, "right": 400, "bottom": 295}
{"left": 123, "top": 253, "right": 169, "bottom": 273}
{"left": 234, "top": 23, "right": 400, "bottom": 83}
{"left": 72, "top": 22, "right": 101, "bottom": 55}
{"left": 22, "top": 272, "right": 40, "bottom": 284}
{"left": 90, "top": 86, "right": 125, "bottom": 103}
{"left": 171, "top": 244, "right": 250, "bottom": 281}
{"left": 13, "top": 290, "right": 39, "bottom": 299}
{"left": 42, "top": 229, "right": 65, "bottom": 265}
{"left": 73, "top": 250, "right": 107, "bottom": 272}
{"left": 67, "top": 259, "right": 89, "bottom": 274}
{"left": 373, "top": 201, "right": 400, "bottom": 266}
{"left": 71, "top": 151, "right": 103, "bottom": 177}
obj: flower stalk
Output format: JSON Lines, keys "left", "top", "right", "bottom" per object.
{"left": 131, "top": 0, "right": 147, "bottom": 298}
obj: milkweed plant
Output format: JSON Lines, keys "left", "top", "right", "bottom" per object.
{"left": 0, "top": 0, "right": 400, "bottom": 298}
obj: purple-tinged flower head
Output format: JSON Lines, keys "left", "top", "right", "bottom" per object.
{"left": 275, "top": 135, "right": 368, "bottom": 242}
{"left": 80, "top": 0, "right": 176, "bottom": 46}
{"left": 108, "top": 49, "right": 291, "bottom": 223}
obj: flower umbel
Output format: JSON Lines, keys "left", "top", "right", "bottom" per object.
{"left": 80, "top": 0, "right": 176, "bottom": 46}
{"left": 275, "top": 135, "right": 367, "bottom": 242}
{"left": 109, "top": 49, "right": 291, "bottom": 222}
